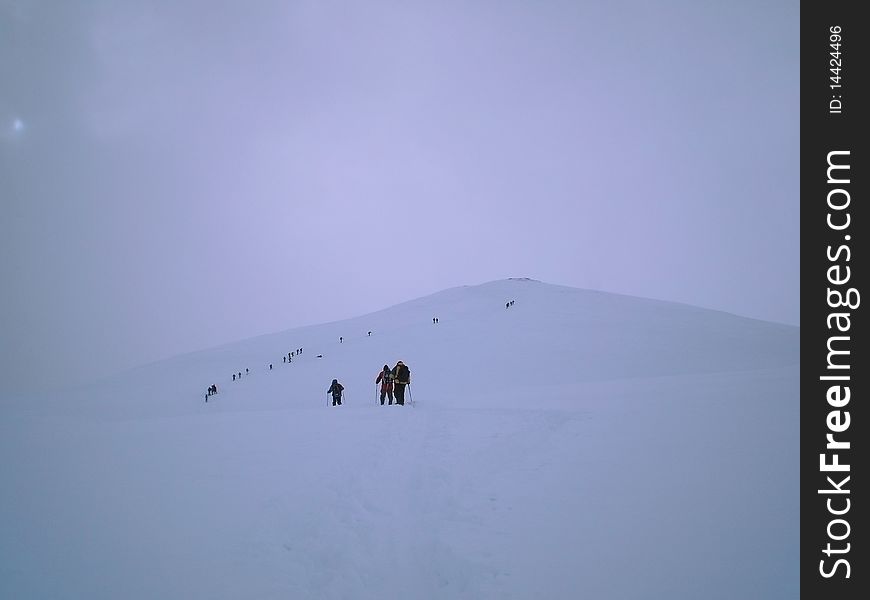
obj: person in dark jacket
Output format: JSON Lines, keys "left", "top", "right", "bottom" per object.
{"left": 392, "top": 361, "right": 411, "bottom": 405}
{"left": 375, "top": 364, "right": 395, "bottom": 405}
{"left": 327, "top": 379, "right": 344, "bottom": 406}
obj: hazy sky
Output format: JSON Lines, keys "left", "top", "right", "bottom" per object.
{"left": 1, "top": 0, "right": 799, "bottom": 393}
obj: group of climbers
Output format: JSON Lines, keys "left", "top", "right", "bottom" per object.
{"left": 374, "top": 361, "right": 411, "bottom": 405}
{"left": 329, "top": 360, "right": 412, "bottom": 407}
{"left": 205, "top": 328, "right": 418, "bottom": 407}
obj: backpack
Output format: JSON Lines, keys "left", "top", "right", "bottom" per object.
{"left": 395, "top": 364, "right": 410, "bottom": 383}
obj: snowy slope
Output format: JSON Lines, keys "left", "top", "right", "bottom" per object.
{"left": 0, "top": 279, "right": 799, "bottom": 599}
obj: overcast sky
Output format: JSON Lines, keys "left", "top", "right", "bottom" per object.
{"left": 1, "top": 0, "right": 798, "bottom": 394}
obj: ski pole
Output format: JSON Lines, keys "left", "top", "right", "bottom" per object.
{"left": 407, "top": 384, "right": 413, "bottom": 406}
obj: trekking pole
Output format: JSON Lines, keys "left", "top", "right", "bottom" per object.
{"left": 375, "top": 383, "right": 378, "bottom": 406}
{"left": 407, "top": 384, "right": 413, "bottom": 406}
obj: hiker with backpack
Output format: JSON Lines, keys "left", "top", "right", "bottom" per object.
{"left": 375, "top": 364, "right": 395, "bottom": 405}
{"left": 327, "top": 379, "right": 344, "bottom": 406}
{"left": 392, "top": 361, "right": 411, "bottom": 405}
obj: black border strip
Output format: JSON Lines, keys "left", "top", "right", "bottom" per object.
{"left": 801, "top": 2, "right": 867, "bottom": 597}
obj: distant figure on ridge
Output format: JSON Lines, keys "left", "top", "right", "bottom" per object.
{"left": 376, "top": 364, "right": 395, "bottom": 405}
{"left": 339, "top": 337, "right": 343, "bottom": 343}
{"left": 368, "top": 331, "right": 372, "bottom": 336}
{"left": 392, "top": 361, "right": 411, "bottom": 406}
{"left": 233, "top": 374, "right": 236, "bottom": 381}
{"left": 327, "top": 379, "right": 344, "bottom": 406}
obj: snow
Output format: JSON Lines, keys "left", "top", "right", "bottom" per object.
{"left": 0, "top": 279, "right": 799, "bottom": 599}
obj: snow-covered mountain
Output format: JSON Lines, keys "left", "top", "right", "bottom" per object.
{"left": 0, "top": 279, "right": 799, "bottom": 599}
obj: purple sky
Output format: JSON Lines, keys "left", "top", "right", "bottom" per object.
{"left": 1, "top": 0, "right": 799, "bottom": 393}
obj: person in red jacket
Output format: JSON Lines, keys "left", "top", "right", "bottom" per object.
{"left": 375, "top": 365, "right": 395, "bottom": 405}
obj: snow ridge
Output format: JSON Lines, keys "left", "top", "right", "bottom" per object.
{"left": 0, "top": 280, "right": 799, "bottom": 599}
